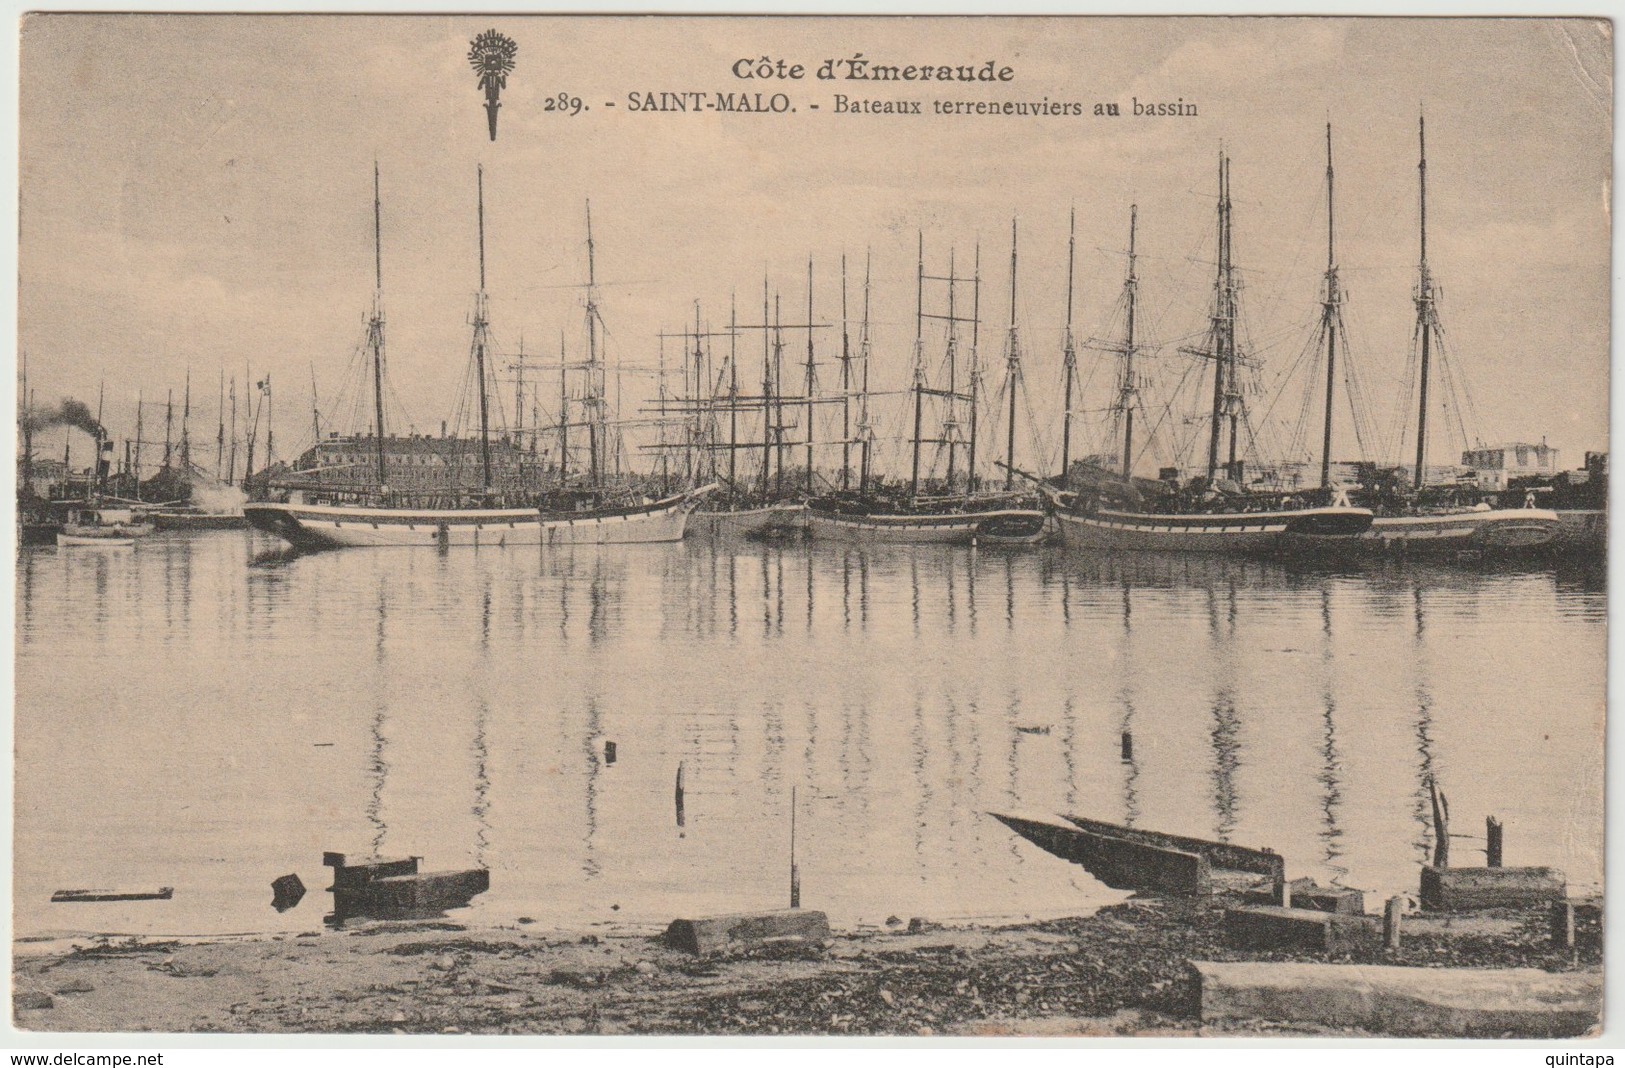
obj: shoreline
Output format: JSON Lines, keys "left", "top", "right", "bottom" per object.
{"left": 12, "top": 894, "right": 1602, "bottom": 1038}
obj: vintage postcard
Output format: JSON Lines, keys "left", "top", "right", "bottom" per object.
{"left": 10, "top": 13, "right": 1609, "bottom": 1041}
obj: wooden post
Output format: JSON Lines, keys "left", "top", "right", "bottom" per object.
{"left": 1276, "top": 874, "right": 1291, "bottom": 907}
{"left": 1428, "top": 776, "right": 1450, "bottom": 868}
{"left": 1120, "top": 732, "right": 1133, "bottom": 763}
{"left": 790, "top": 785, "right": 800, "bottom": 909}
{"left": 1486, "top": 816, "right": 1503, "bottom": 868}
{"left": 675, "top": 761, "right": 686, "bottom": 829}
{"left": 1550, "top": 900, "right": 1575, "bottom": 950}
{"left": 1383, "top": 895, "right": 1404, "bottom": 950}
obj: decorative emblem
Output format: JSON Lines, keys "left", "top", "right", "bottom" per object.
{"left": 468, "top": 30, "right": 518, "bottom": 142}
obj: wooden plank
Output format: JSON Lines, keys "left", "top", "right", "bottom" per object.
{"left": 1420, "top": 865, "right": 1566, "bottom": 911}
{"left": 991, "top": 813, "right": 1211, "bottom": 895}
{"left": 664, "top": 909, "right": 831, "bottom": 956}
{"left": 1062, "top": 814, "right": 1284, "bottom": 879}
{"left": 1192, "top": 960, "right": 1601, "bottom": 1037}
{"left": 1224, "top": 905, "right": 1380, "bottom": 954}
{"left": 322, "top": 854, "right": 420, "bottom": 890}
{"left": 51, "top": 887, "right": 173, "bottom": 903}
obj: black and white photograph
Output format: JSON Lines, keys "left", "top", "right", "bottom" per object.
{"left": 9, "top": 13, "right": 1610, "bottom": 1042}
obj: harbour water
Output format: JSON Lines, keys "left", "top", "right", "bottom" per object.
{"left": 14, "top": 533, "right": 1604, "bottom": 939}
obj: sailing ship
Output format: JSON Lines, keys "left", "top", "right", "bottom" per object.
{"left": 806, "top": 227, "right": 1047, "bottom": 545}
{"left": 246, "top": 166, "right": 713, "bottom": 550}
{"left": 680, "top": 272, "right": 825, "bottom": 539}
{"left": 1047, "top": 159, "right": 1373, "bottom": 554}
{"left": 1347, "top": 118, "right": 1559, "bottom": 556}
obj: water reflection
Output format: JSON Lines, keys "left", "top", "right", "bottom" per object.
{"left": 11, "top": 536, "right": 1606, "bottom": 937}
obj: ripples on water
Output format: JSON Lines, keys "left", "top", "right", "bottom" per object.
{"left": 13, "top": 534, "right": 1605, "bottom": 937}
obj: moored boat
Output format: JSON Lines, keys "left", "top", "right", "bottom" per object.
{"left": 1360, "top": 504, "right": 1561, "bottom": 555}
{"left": 245, "top": 484, "right": 715, "bottom": 550}
{"left": 689, "top": 499, "right": 807, "bottom": 539}
{"left": 806, "top": 495, "right": 1046, "bottom": 545}
{"left": 55, "top": 505, "right": 151, "bottom": 547}
{"left": 1051, "top": 496, "right": 1373, "bottom": 553}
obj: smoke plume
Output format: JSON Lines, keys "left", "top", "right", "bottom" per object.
{"left": 25, "top": 397, "right": 104, "bottom": 439}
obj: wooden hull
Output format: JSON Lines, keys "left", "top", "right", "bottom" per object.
{"left": 1357, "top": 508, "right": 1562, "bottom": 554}
{"left": 805, "top": 507, "right": 1047, "bottom": 545}
{"left": 1061, "top": 815, "right": 1284, "bottom": 880}
{"left": 1055, "top": 505, "right": 1372, "bottom": 554}
{"left": 151, "top": 512, "right": 250, "bottom": 531}
{"left": 991, "top": 813, "right": 1212, "bottom": 895}
{"left": 245, "top": 487, "right": 713, "bottom": 549}
{"left": 56, "top": 532, "right": 134, "bottom": 547}
{"left": 689, "top": 503, "right": 806, "bottom": 538}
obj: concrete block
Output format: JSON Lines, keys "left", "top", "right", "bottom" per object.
{"left": 1192, "top": 960, "right": 1601, "bottom": 1037}
{"left": 1224, "top": 905, "right": 1380, "bottom": 954}
{"left": 1245, "top": 878, "right": 1365, "bottom": 915}
{"left": 664, "top": 909, "right": 830, "bottom": 956}
{"left": 1420, "top": 865, "right": 1566, "bottom": 911}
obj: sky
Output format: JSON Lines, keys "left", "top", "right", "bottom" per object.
{"left": 17, "top": 15, "right": 1613, "bottom": 481}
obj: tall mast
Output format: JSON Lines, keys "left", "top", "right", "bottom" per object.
{"left": 95, "top": 381, "right": 105, "bottom": 498}
{"left": 1060, "top": 206, "right": 1078, "bottom": 481}
{"left": 1120, "top": 205, "right": 1140, "bottom": 479}
{"left": 967, "top": 242, "right": 981, "bottom": 494}
{"left": 368, "top": 169, "right": 390, "bottom": 490}
{"left": 760, "top": 276, "right": 772, "bottom": 495}
{"left": 226, "top": 379, "right": 236, "bottom": 486}
{"left": 19, "top": 353, "right": 31, "bottom": 495}
{"left": 309, "top": 363, "right": 320, "bottom": 467}
{"left": 1413, "top": 113, "right": 1434, "bottom": 491}
{"left": 585, "top": 201, "right": 601, "bottom": 488}
{"left": 163, "top": 389, "right": 174, "bottom": 470}
{"left": 244, "top": 381, "right": 256, "bottom": 486}
{"left": 772, "top": 292, "right": 785, "bottom": 496}
{"left": 728, "top": 291, "right": 739, "bottom": 490}
{"left": 181, "top": 369, "right": 191, "bottom": 471}
{"left": 692, "top": 302, "right": 705, "bottom": 486}
{"left": 804, "top": 257, "right": 816, "bottom": 495}
{"left": 216, "top": 369, "right": 225, "bottom": 481}
{"left": 1004, "top": 217, "right": 1020, "bottom": 491}
{"left": 473, "top": 165, "right": 493, "bottom": 495}
{"left": 839, "top": 255, "right": 852, "bottom": 490}
{"left": 1320, "top": 123, "right": 1341, "bottom": 489}
{"left": 558, "top": 330, "right": 569, "bottom": 479}
{"left": 858, "top": 251, "right": 873, "bottom": 495}
{"left": 1205, "top": 151, "right": 1228, "bottom": 482}
{"left": 944, "top": 248, "right": 959, "bottom": 491}
{"left": 134, "top": 389, "right": 144, "bottom": 498}
{"left": 910, "top": 232, "right": 925, "bottom": 500}
{"left": 264, "top": 375, "right": 273, "bottom": 467}
{"left": 1224, "top": 156, "right": 1240, "bottom": 478}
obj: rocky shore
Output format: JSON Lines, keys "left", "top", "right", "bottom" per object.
{"left": 12, "top": 894, "right": 1602, "bottom": 1037}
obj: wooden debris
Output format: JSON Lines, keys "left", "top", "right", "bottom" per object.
{"left": 51, "top": 887, "right": 173, "bottom": 903}
{"left": 664, "top": 909, "right": 831, "bottom": 956}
